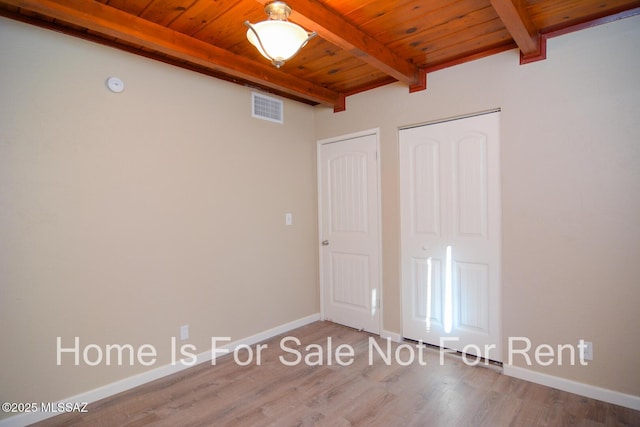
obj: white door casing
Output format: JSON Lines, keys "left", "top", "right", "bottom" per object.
{"left": 400, "top": 112, "right": 502, "bottom": 361}
{"left": 318, "top": 130, "right": 381, "bottom": 334}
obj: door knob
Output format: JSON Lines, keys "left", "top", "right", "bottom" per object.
{"left": 322, "top": 240, "right": 329, "bottom": 246}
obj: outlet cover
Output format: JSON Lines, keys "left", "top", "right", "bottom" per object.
{"left": 580, "top": 340, "right": 593, "bottom": 361}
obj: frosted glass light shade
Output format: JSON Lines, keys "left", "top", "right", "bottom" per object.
{"left": 246, "top": 21, "right": 313, "bottom": 67}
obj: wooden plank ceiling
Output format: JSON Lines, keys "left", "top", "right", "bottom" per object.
{"left": 2, "top": 0, "right": 639, "bottom": 111}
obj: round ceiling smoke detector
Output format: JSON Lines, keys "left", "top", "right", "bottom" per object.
{"left": 106, "top": 77, "right": 124, "bottom": 93}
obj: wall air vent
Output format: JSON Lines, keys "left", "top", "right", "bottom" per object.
{"left": 252, "top": 92, "right": 283, "bottom": 124}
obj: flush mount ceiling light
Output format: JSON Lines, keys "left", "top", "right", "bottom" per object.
{"left": 245, "top": 2, "right": 317, "bottom": 68}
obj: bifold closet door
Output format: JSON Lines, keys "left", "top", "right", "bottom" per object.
{"left": 400, "top": 112, "right": 502, "bottom": 361}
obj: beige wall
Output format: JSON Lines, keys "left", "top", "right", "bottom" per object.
{"left": 0, "top": 17, "right": 319, "bottom": 407}
{"left": 315, "top": 16, "right": 640, "bottom": 395}
{"left": 316, "top": 17, "right": 640, "bottom": 395}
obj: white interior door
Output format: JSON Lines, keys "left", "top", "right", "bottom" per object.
{"left": 318, "top": 131, "right": 381, "bottom": 334}
{"left": 400, "top": 112, "right": 501, "bottom": 361}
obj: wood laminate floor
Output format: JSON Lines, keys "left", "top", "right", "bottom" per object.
{"left": 33, "top": 321, "right": 640, "bottom": 426}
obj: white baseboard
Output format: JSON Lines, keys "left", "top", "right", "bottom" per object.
{"left": 503, "top": 364, "right": 640, "bottom": 411}
{"left": 0, "top": 313, "right": 321, "bottom": 427}
{"left": 380, "top": 329, "right": 402, "bottom": 343}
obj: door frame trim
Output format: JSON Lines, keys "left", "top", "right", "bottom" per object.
{"left": 399, "top": 108, "right": 501, "bottom": 131}
{"left": 316, "top": 128, "right": 383, "bottom": 334}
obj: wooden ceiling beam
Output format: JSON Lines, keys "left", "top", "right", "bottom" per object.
{"left": 253, "top": 0, "right": 426, "bottom": 92}
{"left": 490, "top": 0, "right": 546, "bottom": 63}
{"left": 2, "top": 0, "right": 343, "bottom": 107}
